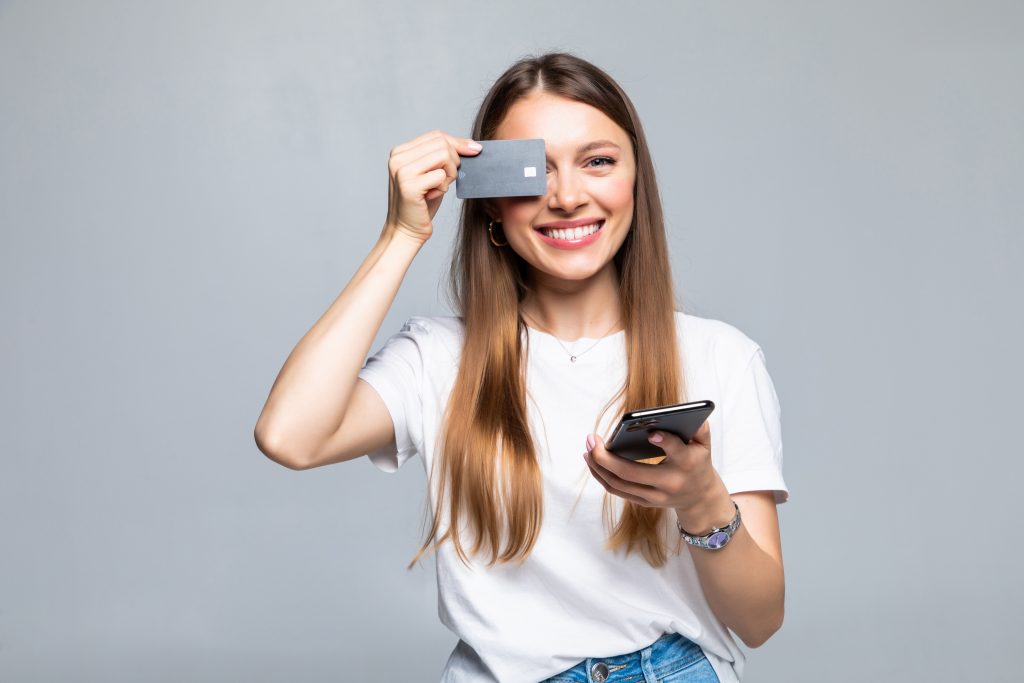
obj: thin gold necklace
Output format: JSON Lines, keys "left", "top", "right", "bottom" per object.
{"left": 523, "top": 313, "right": 623, "bottom": 363}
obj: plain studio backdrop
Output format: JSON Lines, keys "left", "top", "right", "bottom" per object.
{"left": 2, "top": 1, "right": 1021, "bottom": 681}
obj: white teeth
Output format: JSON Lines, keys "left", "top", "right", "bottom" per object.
{"left": 540, "top": 221, "right": 603, "bottom": 240}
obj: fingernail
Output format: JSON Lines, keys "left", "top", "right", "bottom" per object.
{"left": 648, "top": 431, "right": 663, "bottom": 443}
{"left": 586, "top": 434, "right": 596, "bottom": 451}
{"left": 467, "top": 140, "right": 482, "bottom": 150}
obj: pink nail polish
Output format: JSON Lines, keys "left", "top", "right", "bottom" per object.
{"left": 586, "top": 435, "right": 596, "bottom": 451}
{"left": 649, "top": 431, "right": 663, "bottom": 443}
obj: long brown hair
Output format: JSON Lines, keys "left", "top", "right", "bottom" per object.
{"left": 407, "top": 52, "right": 686, "bottom": 570}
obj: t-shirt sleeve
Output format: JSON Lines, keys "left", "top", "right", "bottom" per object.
{"left": 717, "top": 345, "right": 789, "bottom": 504}
{"left": 356, "top": 317, "right": 428, "bottom": 473}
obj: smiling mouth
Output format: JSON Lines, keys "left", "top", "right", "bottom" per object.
{"left": 534, "top": 220, "right": 605, "bottom": 241}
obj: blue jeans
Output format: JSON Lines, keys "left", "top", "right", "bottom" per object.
{"left": 539, "top": 632, "right": 720, "bottom": 683}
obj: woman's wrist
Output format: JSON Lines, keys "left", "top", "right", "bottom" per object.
{"left": 673, "top": 483, "right": 735, "bottom": 536}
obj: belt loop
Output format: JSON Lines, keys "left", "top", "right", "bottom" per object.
{"left": 640, "top": 638, "right": 657, "bottom": 681}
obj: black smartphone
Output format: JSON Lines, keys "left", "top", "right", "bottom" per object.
{"left": 605, "top": 400, "right": 715, "bottom": 463}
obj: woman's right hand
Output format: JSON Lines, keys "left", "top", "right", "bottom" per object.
{"left": 384, "top": 130, "right": 482, "bottom": 244}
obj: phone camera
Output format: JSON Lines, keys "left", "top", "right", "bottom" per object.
{"left": 626, "top": 418, "right": 659, "bottom": 432}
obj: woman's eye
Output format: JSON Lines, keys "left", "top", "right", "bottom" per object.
{"left": 546, "top": 157, "right": 615, "bottom": 174}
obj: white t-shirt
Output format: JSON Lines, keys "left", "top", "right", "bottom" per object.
{"left": 357, "top": 312, "right": 789, "bottom": 683}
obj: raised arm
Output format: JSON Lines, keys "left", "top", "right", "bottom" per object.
{"left": 253, "top": 131, "right": 481, "bottom": 470}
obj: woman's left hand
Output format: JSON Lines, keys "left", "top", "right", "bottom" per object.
{"left": 584, "top": 421, "right": 727, "bottom": 518}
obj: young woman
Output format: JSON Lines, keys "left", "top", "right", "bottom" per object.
{"left": 255, "top": 52, "right": 788, "bottom": 683}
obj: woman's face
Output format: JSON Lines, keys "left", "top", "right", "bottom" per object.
{"left": 490, "top": 91, "right": 636, "bottom": 285}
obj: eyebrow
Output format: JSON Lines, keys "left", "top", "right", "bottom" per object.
{"left": 546, "top": 139, "right": 622, "bottom": 157}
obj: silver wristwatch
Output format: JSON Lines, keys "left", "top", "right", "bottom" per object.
{"left": 676, "top": 501, "right": 741, "bottom": 551}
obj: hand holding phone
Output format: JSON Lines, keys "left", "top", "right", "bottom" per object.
{"left": 605, "top": 400, "right": 715, "bottom": 463}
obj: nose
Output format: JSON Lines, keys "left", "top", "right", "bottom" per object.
{"left": 547, "top": 167, "right": 587, "bottom": 213}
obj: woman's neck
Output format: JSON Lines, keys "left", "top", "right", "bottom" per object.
{"left": 520, "top": 266, "right": 624, "bottom": 341}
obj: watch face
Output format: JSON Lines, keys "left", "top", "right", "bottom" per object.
{"left": 707, "top": 531, "right": 731, "bottom": 549}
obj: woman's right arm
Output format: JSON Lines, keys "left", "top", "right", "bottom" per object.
{"left": 253, "top": 131, "right": 481, "bottom": 470}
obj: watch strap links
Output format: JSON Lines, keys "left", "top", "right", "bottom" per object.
{"left": 676, "top": 501, "right": 741, "bottom": 551}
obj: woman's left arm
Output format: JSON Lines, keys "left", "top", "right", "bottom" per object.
{"left": 584, "top": 423, "right": 784, "bottom": 648}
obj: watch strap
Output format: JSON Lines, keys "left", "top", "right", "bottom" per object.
{"left": 676, "top": 501, "right": 741, "bottom": 551}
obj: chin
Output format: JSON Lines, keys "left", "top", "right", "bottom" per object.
{"left": 543, "top": 263, "right": 608, "bottom": 282}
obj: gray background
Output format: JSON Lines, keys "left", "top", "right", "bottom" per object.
{"left": 2, "top": 1, "right": 1021, "bottom": 681}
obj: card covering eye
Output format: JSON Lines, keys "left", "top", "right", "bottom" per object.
{"left": 456, "top": 138, "right": 547, "bottom": 199}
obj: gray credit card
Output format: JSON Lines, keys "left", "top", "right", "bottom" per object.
{"left": 456, "top": 138, "right": 547, "bottom": 199}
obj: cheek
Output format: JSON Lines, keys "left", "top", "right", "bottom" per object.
{"left": 505, "top": 199, "right": 538, "bottom": 225}
{"left": 604, "top": 177, "right": 635, "bottom": 210}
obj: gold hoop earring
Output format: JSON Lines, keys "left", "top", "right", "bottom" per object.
{"left": 488, "top": 220, "right": 508, "bottom": 247}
